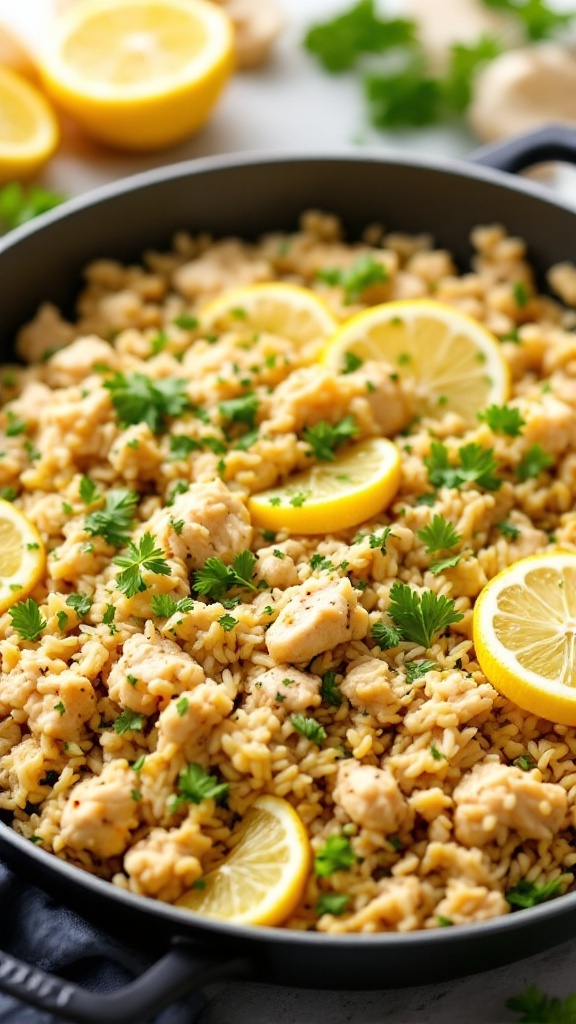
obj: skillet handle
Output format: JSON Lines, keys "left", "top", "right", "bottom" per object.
{"left": 0, "top": 938, "right": 251, "bottom": 1023}
{"left": 467, "top": 123, "right": 576, "bottom": 174}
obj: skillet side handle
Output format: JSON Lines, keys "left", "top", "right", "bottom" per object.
{"left": 467, "top": 123, "right": 576, "bottom": 174}
{"left": 0, "top": 939, "right": 251, "bottom": 1024}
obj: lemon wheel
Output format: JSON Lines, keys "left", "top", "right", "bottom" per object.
{"left": 473, "top": 550, "right": 576, "bottom": 725}
{"left": 201, "top": 283, "right": 338, "bottom": 350}
{"left": 0, "top": 501, "right": 46, "bottom": 613}
{"left": 323, "top": 299, "right": 510, "bottom": 427}
{"left": 248, "top": 437, "right": 401, "bottom": 534}
{"left": 0, "top": 66, "right": 59, "bottom": 183}
{"left": 176, "top": 795, "right": 310, "bottom": 926}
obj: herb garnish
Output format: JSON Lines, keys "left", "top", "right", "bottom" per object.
{"left": 314, "top": 834, "right": 358, "bottom": 876}
{"left": 113, "top": 709, "right": 146, "bottom": 734}
{"left": 425, "top": 440, "right": 501, "bottom": 492}
{"left": 316, "top": 893, "right": 350, "bottom": 916}
{"left": 290, "top": 714, "right": 327, "bottom": 745}
{"left": 65, "top": 593, "right": 92, "bottom": 618}
{"left": 104, "top": 372, "right": 189, "bottom": 432}
{"left": 85, "top": 488, "right": 139, "bottom": 547}
{"left": 303, "top": 415, "right": 359, "bottom": 461}
{"left": 9, "top": 599, "right": 46, "bottom": 642}
{"left": 193, "top": 550, "right": 257, "bottom": 601}
{"left": 386, "top": 581, "right": 463, "bottom": 649}
{"left": 320, "top": 669, "right": 342, "bottom": 707}
{"left": 150, "top": 595, "right": 194, "bottom": 617}
{"left": 478, "top": 404, "right": 525, "bottom": 436}
{"left": 417, "top": 515, "right": 461, "bottom": 553}
{"left": 113, "top": 533, "right": 171, "bottom": 597}
{"left": 516, "top": 444, "right": 554, "bottom": 481}
{"left": 170, "top": 763, "right": 229, "bottom": 810}
{"left": 316, "top": 254, "right": 388, "bottom": 304}
{"left": 506, "top": 878, "right": 562, "bottom": 910}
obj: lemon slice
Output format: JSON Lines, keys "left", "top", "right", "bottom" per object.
{"left": 38, "top": 0, "right": 234, "bottom": 150}
{"left": 248, "top": 437, "right": 401, "bottom": 534}
{"left": 176, "top": 795, "right": 310, "bottom": 926}
{"left": 323, "top": 299, "right": 510, "bottom": 427}
{"left": 201, "top": 283, "right": 338, "bottom": 350}
{"left": 473, "top": 551, "right": 576, "bottom": 725}
{"left": 0, "top": 501, "right": 46, "bottom": 613}
{"left": 0, "top": 66, "right": 59, "bottom": 183}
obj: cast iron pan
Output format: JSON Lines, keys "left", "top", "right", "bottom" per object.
{"left": 1, "top": 124, "right": 576, "bottom": 1023}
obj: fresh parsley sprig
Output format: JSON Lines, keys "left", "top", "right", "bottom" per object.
{"left": 113, "top": 709, "right": 146, "bottom": 734}
{"left": 150, "top": 595, "right": 194, "bottom": 617}
{"left": 8, "top": 599, "right": 46, "bottom": 642}
{"left": 314, "top": 834, "right": 358, "bottom": 876}
{"left": 290, "top": 713, "right": 326, "bottom": 745}
{"left": 85, "top": 488, "right": 139, "bottom": 547}
{"left": 193, "top": 550, "right": 257, "bottom": 602}
{"left": 371, "top": 622, "right": 401, "bottom": 650}
{"left": 113, "top": 533, "right": 171, "bottom": 598}
{"left": 0, "top": 182, "right": 66, "bottom": 232}
{"left": 506, "top": 985, "right": 576, "bottom": 1023}
{"left": 417, "top": 515, "right": 462, "bottom": 553}
{"left": 506, "top": 877, "right": 562, "bottom": 910}
{"left": 516, "top": 444, "right": 554, "bottom": 481}
{"left": 303, "top": 415, "right": 359, "bottom": 461}
{"left": 478, "top": 404, "right": 526, "bottom": 436}
{"left": 304, "top": 0, "right": 416, "bottom": 73}
{"left": 104, "top": 372, "right": 189, "bottom": 433}
{"left": 425, "top": 440, "right": 502, "bottom": 492}
{"left": 386, "top": 581, "right": 463, "bottom": 649}
{"left": 170, "top": 763, "right": 229, "bottom": 811}
{"left": 316, "top": 254, "right": 388, "bottom": 304}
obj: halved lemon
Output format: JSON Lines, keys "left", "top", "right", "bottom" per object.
{"left": 473, "top": 551, "right": 576, "bottom": 726}
{"left": 0, "top": 501, "right": 46, "bottom": 613}
{"left": 38, "top": 0, "right": 234, "bottom": 150}
{"left": 176, "top": 795, "right": 310, "bottom": 926}
{"left": 322, "top": 299, "right": 510, "bottom": 427}
{"left": 201, "top": 283, "right": 338, "bottom": 350}
{"left": 248, "top": 437, "right": 401, "bottom": 534}
{"left": 0, "top": 66, "right": 59, "bottom": 183}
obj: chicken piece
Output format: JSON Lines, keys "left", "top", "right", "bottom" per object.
{"left": 434, "top": 880, "right": 509, "bottom": 925}
{"left": 349, "top": 361, "right": 412, "bottom": 436}
{"left": 518, "top": 394, "right": 576, "bottom": 456}
{"left": 174, "top": 240, "right": 272, "bottom": 301}
{"left": 60, "top": 761, "right": 140, "bottom": 858}
{"left": 255, "top": 546, "right": 299, "bottom": 589}
{"left": 403, "top": 671, "right": 496, "bottom": 734}
{"left": 107, "top": 631, "right": 205, "bottom": 715}
{"left": 453, "top": 761, "right": 567, "bottom": 847}
{"left": 244, "top": 665, "right": 321, "bottom": 714}
{"left": 16, "top": 303, "right": 76, "bottom": 364}
{"left": 40, "top": 387, "right": 117, "bottom": 465}
{"left": 43, "top": 335, "right": 118, "bottom": 388}
{"left": 124, "top": 819, "right": 211, "bottom": 902}
{"left": 156, "top": 681, "right": 233, "bottom": 755}
{"left": 147, "top": 478, "right": 252, "bottom": 571}
{"left": 340, "top": 658, "right": 402, "bottom": 725}
{"left": 25, "top": 669, "right": 97, "bottom": 742}
{"left": 108, "top": 423, "right": 162, "bottom": 483}
{"left": 333, "top": 761, "right": 408, "bottom": 833}
{"left": 265, "top": 366, "right": 355, "bottom": 434}
{"left": 323, "top": 876, "right": 423, "bottom": 933}
{"left": 266, "top": 577, "right": 369, "bottom": 665}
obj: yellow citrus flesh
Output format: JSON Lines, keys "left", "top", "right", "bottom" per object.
{"left": 322, "top": 299, "right": 510, "bottom": 428}
{"left": 0, "top": 66, "right": 59, "bottom": 183}
{"left": 201, "top": 283, "right": 338, "bottom": 354}
{"left": 38, "top": 0, "right": 234, "bottom": 150}
{"left": 176, "top": 795, "right": 310, "bottom": 926}
{"left": 473, "top": 551, "right": 576, "bottom": 726}
{"left": 0, "top": 500, "right": 46, "bottom": 613}
{"left": 248, "top": 437, "right": 401, "bottom": 535}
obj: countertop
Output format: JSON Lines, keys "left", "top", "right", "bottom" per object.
{"left": 3, "top": 1, "right": 576, "bottom": 1021}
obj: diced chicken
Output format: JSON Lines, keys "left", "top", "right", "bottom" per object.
{"left": 108, "top": 423, "right": 162, "bottom": 483}
{"left": 245, "top": 665, "right": 321, "bottom": 714}
{"left": 333, "top": 761, "right": 408, "bottom": 833}
{"left": 60, "top": 761, "right": 140, "bottom": 858}
{"left": 146, "top": 478, "right": 252, "bottom": 571}
{"left": 349, "top": 361, "right": 412, "bottom": 436}
{"left": 403, "top": 671, "right": 496, "bottom": 733}
{"left": 124, "top": 819, "right": 211, "bottom": 902}
{"left": 340, "top": 658, "right": 402, "bottom": 725}
{"left": 174, "top": 240, "right": 272, "bottom": 300}
{"left": 517, "top": 394, "right": 576, "bottom": 456}
{"left": 453, "top": 761, "right": 567, "bottom": 847}
{"left": 24, "top": 669, "right": 97, "bottom": 742}
{"left": 16, "top": 303, "right": 76, "bottom": 364}
{"left": 39, "top": 387, "right": 117, "bottom": 465}
{"left": 322, "top": 876, "right": 422, "bottom": 933}
{"left": 434, "top": 879, "right": 509, "bottom": 925}
{"left": 156, "top": 681, "right": 233, "bottom": 755}
{"left": 107, "top": 631, "right": 205, "bottom": 715}
{"left": 255, "top": 546, "right": 299, "bottom": 589}
{"left": 265, "top": 366, "right": 356, "bottom": 434}
{"left": 266, "top": 577, "right": 369, "bottom": 665}
{"left": 43, "top": 336, "right": 118, "bottom": 388}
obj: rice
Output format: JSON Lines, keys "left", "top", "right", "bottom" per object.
{"left": 1, "top": 210, "right": 576, "bottom": 932}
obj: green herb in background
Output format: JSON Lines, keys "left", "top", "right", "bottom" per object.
{"left": 0, "top": 182, "right": 66, "bottom": 233}
{"left": 303, "top": 0, "right": 416, "bottom": 72}
{"left": 482, "top": 0, "right": 574, "bottom": 41}
{"left": 506, "top": 877, "right": 562, "bottom": 909}
{"left": 507, "top": 985, "right": 576, "bottom": 1023}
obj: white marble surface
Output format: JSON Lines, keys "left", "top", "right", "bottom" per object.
{"left": 3, "top": 2, "right": 576, "bottom": 1021}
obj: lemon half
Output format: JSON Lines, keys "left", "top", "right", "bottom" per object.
{"left": 0, "top": 66, "right": 59, "bottom": 183}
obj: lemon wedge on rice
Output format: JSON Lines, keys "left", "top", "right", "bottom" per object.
{"left": 0, "top": 501, "right": 46, "bottom": 613}
{"left": 201, "top": 283, "right": 338, "bottom": 350}
{"left": 322, "top": 299, "right": 510, "bottom": 428}
{"left": 176, "top": 795, "right": 310, "bottom": 926}
{"left": 0, "top": 66, "right": 59, "bottom": 183}
{"left": 38, "top": 0, "right": 234, "bottom": 150}
{"left": 473, "top": 550, "right": 576, "bottom": 726}
{"left": 248, "top": 437, "right": 401, "bottom": 535}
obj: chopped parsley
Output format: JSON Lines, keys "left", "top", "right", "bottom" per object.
{"left": 193, "top": 550, "right": 257, "bottom": 601}
{"left": 417, "top": 515, "right": 461, "bottom": 553}
{"left": 133, "top": 754, "right": 146, "bottom": 772}
{"left": 173, "top": 313, "right": 199, "bottom": 330}
{"left": 113, "top": 709, "right": 146, "bottom": 735}
{"left": 513, "top": 753, "right": 537, "bottom": 771}
{"left": 9, "top": 599, "right": 46, "bottom": 642}
{"left": 170, "top": 762, "right": 229, "bottom": 810}
{"left": 176, "top": 696, "right": 190, "bottom": 716}
{"left": 316, "top": 253, "right": 388, "bottom": 304}
{"left": 218, "top": 392, "right": 259, "bottom": 430}
{"left": 436, "top": 915, "right": 454, "bottom": 927}
{"left": 320, "top": 669, "right": 342, "bottom": 707}
{"left": 405, "top": 659, "right": 436, "bottom": 683}
{"left": 369, "top": 527, "right": 393, "bottom": 550}
{"left": 150, "top": 594, "right": 194, "bottom": 617}
{"left": 478, "top": 404, "right": 526, "bottom": 436}
{"left": 310, "top": 553, "right": 335, "bottom": 572}
{"left": 386, "top": 581, "right": 463, "bottom": 649}
{"left": 512, "top": 280, "right": 529, "bottom": 308}
{"left": 0, "top": 182, "right": 66, "bottom": 231}
{"left": 316, "top": 892, "right": 350, "bottom": 916}
{"left": 430, "top": 741, "right": 445, "bottom": 761}
{"left": 103, "top": 604, "right": 117, "bottom": 633}
{"left": 506, "top": 984, "right": 576, "bottom": 1023}
{"left": 314, "top": 834, "right": 358, "bottom": 876}
{"left": 54, "top": 701, "right": 66, "bottom": 717}
{"left": 371, "top": 622, "right": 401, "bottom": 650}
{"left": 506, "top": 877, "right": 562, "bottom": 910}
{"left": 303, "top": 415, "right": 359, "bottom": 461}
{"left": 113, "top": 533, "right": 171, "bottom": 598}
{"left": 170, "top": 434, "right": 202, "bottom": 459}
{"left": 290, "top": 713, "right": 326, "bottom": 745}
{"left": 56, "top": 611, "right": 69, "bottom": 631}
{"left": 516, "top": 444, "right": 554, "bottom": 481}
{"left": 342, "top": 351, "right": 364, "bottom": 373}
{"left": 104, "top": 372, "right": 189, "bottom": 433}
{"left": 5, "top": 410, "right": 27, "bottom": 436}
{"left": 498, "top": 520, "right": 520, "bottom": 541}
{"left": 425, "top": 440, "right": 501, "bottom": 492}
{"left": 79, "top": 476, "right": 100, "bottom": 505}
{"left": 65, "top": 593, "right": 92, "bottom": 619}
{"left": 84, "top": 488, "right": 139, "bottom": 547}
{"left": 429, "top": 554, "right": 462, "bottom": 576}
{"left": 304, "top": 0, "right": 415, "bottom": 72}
{"left": 218, "top": 613, "right": 238, "bottom": 632}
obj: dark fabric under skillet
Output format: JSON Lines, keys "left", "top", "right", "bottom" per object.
{"left": 0, "top": 857, "right": 206, "bottom": 1024}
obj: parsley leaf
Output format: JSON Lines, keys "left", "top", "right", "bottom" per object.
{"left": 113, "top": 533, "right": 171, "bottom": 598}
{"left": 425, "top": 440, "right": 501, "bottom": 491}
{"left": 9, "top": 599, "right": 46, "bottom": 642}
{"left": 192, "top": 550, "right": 257, "bottom": 601}
{"left": 316, "top": 254, "right": 388, "bottom": 304}
{"left": 506, "top": 985, "right": 576, "bottom": 1023}
{"left": 513, "top": 753, "right": 537, "bottom": 771}
{"left": 219, "top": 392, "right": 259, "bottom": 430}
{"left": 371, "top": 621, "right": 401, "bottom": 650}
{"left": 516, "top": 444, "right": 554, "bottom": 481}
{"left": 79, "top": 476, "right": 100, "bottom": 505}
{"left": 113, "top": 709, "right": 146, "bottom": 734}
{"left": 483, "top": 0, "right": 574, "bottom": 41}
{"left": 506, "top": 878, "right": 562, "bottom": 910}
{"left": 314, "top": 834, "right": 358, "bottom": 876}
{"left": 170, "top": 434, "right": 202, "bottom": 459}
{"left": 417, "top": 515, "right": 461, "bottom": 553}
{"left": 171, "top": 763, "right": 229, "bottom": 810}
{"left": 84, "top": 488, "right": 139, "bottom": 547}
{"left": 150, "top": 595, "right": 194, "bottom": 617}
{"left": 303, "top": 415, "right": 359, "bottom": 461}
{"left": 342, "top": 351, "right": 364, "bottom": 373}
{"left": 478, "top": 404, "right": 526, "bottom": 436}
{"left": 290, "top": 714, "right": 326, "bottom": 745}
{"left": 365, "top": 60, "right": 444, "bottom": 128}
{"left": 65, "top": 593, "right": 92, "bottom": 618}
{"left": 104, "top": 372, "right": 189, "bottom": 433}
{"left": 0, "top": 182, "right": 65, "bottom": 232}
{"left": 498, "top": 519, "right": 520, "bottom": 541}
{"left": 316, "top": 892, "right": 350, "bottom": 916}
{"left": 320, "top": 669, "right": 342, "bottom": 707}
{"left": 218, "top": 613, "right": 238, "bottom": 632}
{"left": 405, "top": 659, "right": 436, "bottom": 683}
{"left": 303, "top": 0, "right": 415, "bottom": 73}
{"left": 429, "top": 554, "right": 462, "bottom": 576}
{"left": 443, "top": 35, "right": 502, "bottom": 112}
{"left": 387, "top": 581, "right": 463, "bottom": 649}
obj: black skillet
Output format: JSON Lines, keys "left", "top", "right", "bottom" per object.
{"left": 1, "top": 124, "right": 576, "bottom": 1022}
